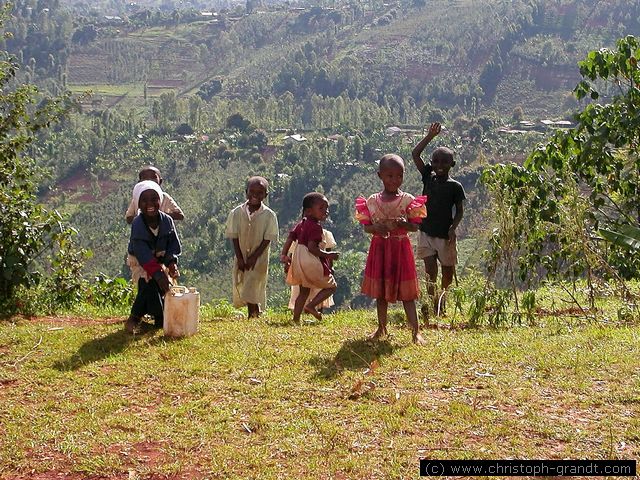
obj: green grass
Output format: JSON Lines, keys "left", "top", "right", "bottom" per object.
{"left": 67, "top": 83, "right": 180, "bottom": 99}
{"left": 67, "top": 84, "right": 142, "bottom": 96}
{"left": 1, "top": 308, "right": 638, "bottom": 479}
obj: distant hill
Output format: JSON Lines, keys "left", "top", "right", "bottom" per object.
{"left": 58, "top": 0, "right": 639, "bottom": 117}
{"left": 5, "top": 0, "right": 639, "bottom": 306}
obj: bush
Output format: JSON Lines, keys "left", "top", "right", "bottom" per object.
{"left": 0, "top": 31, "right": 77, "bottom": 315}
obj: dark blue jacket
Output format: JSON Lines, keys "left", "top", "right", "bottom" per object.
{"left": 128, "top": 211, "right": 181, "bottom": 276}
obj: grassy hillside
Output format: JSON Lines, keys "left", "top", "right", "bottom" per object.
{"left": 1, "top": 304, "right": 638, "bottom": 478}
{"left": 62, "top": 1, "right": 639, "bottom": 115}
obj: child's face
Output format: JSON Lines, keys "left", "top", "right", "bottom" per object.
{"left": 431, "top": 155, "right": 453, "bottom": 177}
{"left": 246, "top": 181, "right": 267, "bottom": 207}
{"left": 307, "top": 198, "right": 329, "bottom": 222}
{"left": 140, "top": 168, "right": 162, "bottom": 185}
{"left": 139, "top": 189, "right": 161, "bottom": 219}
{"left": 378, "top": 164, "right": 404, "bottom": 193}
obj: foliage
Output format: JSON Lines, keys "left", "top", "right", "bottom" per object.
{"left": 196, "top": 79, "right": 222, "bottom": 102}
{"left": 71, "top": 25, "right": 97, "bottom": 45}
{"left": 599, "top": 225, "right": 640, "bottom": 252}
{"left": 0, "top": 9, "right": 78, "bottom": 315}
{"left": 3, "top": 1, "right": 639, "bottom": 309}
{"left": 87, "top": 273, "right": 135, "bottom": 309}
{"left": 46, "top": 225, "right": 89, "bottom": 308}
{"left": 481, "top": 35, "right": 640, "bottom": 286}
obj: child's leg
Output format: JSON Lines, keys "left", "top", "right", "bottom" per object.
{"left": 305, "top": 286, "right": 337, "bottom": 320}
{"left": 368, "top": 298, "right": 389, "bottom": 340}
{"left": 128, "top": 278, "right": 163, "bottom": 331}
{"left": 403, "top": 300, "right": 426, "bottom": 345}
{"left": 293, "top": 287, "right": 310, "bottom": 323}
{"left": 439, "top": 266, "right": 455, "bottom": 315}
{"left": 247, "top": 303, "right": 260, "bottom": 318}
{"left": 424, "top": 255, "right": 439, "bottom": 315}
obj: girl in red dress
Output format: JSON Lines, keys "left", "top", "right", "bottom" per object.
{"left": 355, "top": 154, "right": 427, "bottom": 344}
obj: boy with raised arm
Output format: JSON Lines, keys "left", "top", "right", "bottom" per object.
{"left": 412, "top": 123, "right": 466, "bottom": 316}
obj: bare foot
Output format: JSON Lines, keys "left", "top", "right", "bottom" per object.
{"left": 304, "top": 306, "right": 322, "bottom": 320}
{"left": 367, "top": 327, "right": 387, "bottom": 341}
{"left": 412, "top": 332, "right": 427, "bottom": 345}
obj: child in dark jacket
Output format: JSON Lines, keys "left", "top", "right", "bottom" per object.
{"left": 125, "top": 180, "right": 181, "bottom": 333}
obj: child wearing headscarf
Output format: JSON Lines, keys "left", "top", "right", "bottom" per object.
{"left": 125, "top": 180, "right": 181, "bottom": 333}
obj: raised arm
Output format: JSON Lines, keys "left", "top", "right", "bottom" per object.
{"left": 163, "top": 193, "right": 185, "bottom": 222}
{"left": 412, "top": 122, "right": 441, "bottom": 175}
{"left": 125, "top": 197, "right": 137, "bottom": 224}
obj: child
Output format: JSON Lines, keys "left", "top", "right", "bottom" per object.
{"left": 286, "top": 227, "right": 337, "bottom": 313}
{"left": 412, "top": 123, "right": 466, "bottom": 315}
{"left": 225, "top": 176, "right": 279, "bottom": 318}
{"left": 125, "top": 180, "right": 181, "bottom": 333}
{"left": 355, "top": 154, "right": 426, "bottom": 345}
{"left": 125, "top": 165, "right": 184, "bottom": 224}
{"left": 281, "top": 192, "right": 339, "bottom": 323}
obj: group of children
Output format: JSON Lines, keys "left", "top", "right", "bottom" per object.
{"left": 123, "top": 123, "right": 465, "bottom": 344}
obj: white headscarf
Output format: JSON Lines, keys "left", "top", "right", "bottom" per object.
{"left": 132, "top": 180, "right": 163, "bottom": 212}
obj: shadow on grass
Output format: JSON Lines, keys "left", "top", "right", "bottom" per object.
{"left": 53, "top": 325, "right": 159, "bottom": 371}
{"left": 309, "top": 337, "right": 397, "bottom": 380}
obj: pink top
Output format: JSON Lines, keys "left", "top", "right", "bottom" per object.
{"left": 355, "top": 192, "right": 427, "bottom": 234}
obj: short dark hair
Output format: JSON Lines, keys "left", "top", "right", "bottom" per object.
{"left": 302, "top": 191, "right": 326, "bottom": 210}
{"left": 138, "top": 165, "right": 161, "bottom": 180}
{"left": 246, "top": 176, "right": 269, "bottom": 191}
{"left": 432, "top": 147, "right": 454, "bottom": 164}
{"left": 378, "top": 153, "right": 405, "bottom": 171}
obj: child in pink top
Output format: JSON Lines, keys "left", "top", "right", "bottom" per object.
{"left": 355, "top": 154, "right": 427, "bottom": 344}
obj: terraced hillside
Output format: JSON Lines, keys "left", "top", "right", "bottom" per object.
{"left": 63, "top": 1, "right": 638, "bottom": 118}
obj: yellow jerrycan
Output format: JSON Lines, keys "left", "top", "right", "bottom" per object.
{"left": 163, "top": 285, "right": 199, "bottom": 337}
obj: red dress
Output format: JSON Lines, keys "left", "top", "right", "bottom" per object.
{"left": 355, "top": 192, "right": 427, "bottom": 302}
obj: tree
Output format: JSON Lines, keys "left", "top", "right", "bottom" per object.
{"left": 511, "top": 105, "right": 524, "bottom": 123}
{"left": 71, "top": 24, "right": 97, "bottom": 45}
{"left": 0, "top": 15, "right": 76, "bottom": 313}
{"left": 481, "top": 36, "right": 640, "bottom": 285}
{"left": 196, "top": 79, "right": 222, "bottom": 102}
{"left": 226, "top": 113, "right": 251, "bottom": 132}
{"left": 175, "top": 123, "right": 194, "bottom": 135}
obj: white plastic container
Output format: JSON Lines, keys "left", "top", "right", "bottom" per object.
{"left": 163, "top": 286, "right": 199, "bottom": 337}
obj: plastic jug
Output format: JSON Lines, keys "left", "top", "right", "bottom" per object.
{"left": 163, "top": 286, "right": 199, "bottom": 337}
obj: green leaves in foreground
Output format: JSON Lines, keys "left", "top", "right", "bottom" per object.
{"left": 0, "top": 7, "right": 79, "bottom": 314}
{"left": 482, "top": 35, "right": 640, "bottom": 284}
{"left": 599, "top": 225, "right": 640, "bottom": 252}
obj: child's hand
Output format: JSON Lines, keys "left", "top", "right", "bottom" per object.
{"left": 395, "top": 219, "right": 410, "bottom": 229}
{"left": 427, "top": 122, "right": 441, "bottom": 138}
{"left": 372, "top": 221, "right": 392, "bottom": 234}
{"left": 167, "top": 263, "right": 179, "bottom": 279}
{"left": 327, "top": 251, "right": 339, "bottom": 262}
{"left": 236, "top": 257, "right": 246, "bottom": 271}
{"left": 156, "top": 272, "right": 171, "bottom": 294}
{"left": 372, "top": 223, "right": 387, "bottom": 234}
{"left": 244, "top": 255, "right": 258, "bottom": 271}
{"left": 280, "top": 254, "right": 291, "bottom": 273}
